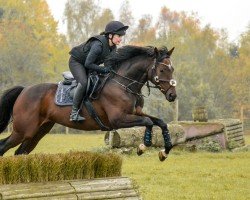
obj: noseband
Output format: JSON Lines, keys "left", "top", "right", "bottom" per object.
{"left": 148, "top": 59, "right": 177, "bottom": 94}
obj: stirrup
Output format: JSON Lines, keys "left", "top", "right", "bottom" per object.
{"left": 70, "top": 111, "right": 85, "bottom": 122}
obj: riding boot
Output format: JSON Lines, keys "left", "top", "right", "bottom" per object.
{"left": 70, "top": 83, "right": 86, "bottom": 122}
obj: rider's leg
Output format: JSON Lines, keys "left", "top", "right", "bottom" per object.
{"left": 70, "top": 83, "right": 85, "bottom": 121}
{"left": 69, "top": 56, "right": 87, "bottom": 122}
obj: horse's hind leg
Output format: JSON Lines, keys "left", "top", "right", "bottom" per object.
{"left": 0, "top": 119, "right": 41, "bottom": 155}
{"left": 0, "top": 131, "right": 25, "bottom": 156}
{"left": 15, "top": 122, "right": 55, "bottom": 155}
{"left": 0, "top": 136, "right": 10, "bottom": 156}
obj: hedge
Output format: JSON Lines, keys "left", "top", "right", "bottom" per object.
{"left": 0, "top": 151, "right": 122, "bottom": 184}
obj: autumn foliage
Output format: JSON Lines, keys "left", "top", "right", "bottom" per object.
{"left": 0, "top": 0, "right": 249, "bottom": 121}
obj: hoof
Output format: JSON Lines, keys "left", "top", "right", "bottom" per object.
{"left": 158, "top": 150, "right": 168, "bottom": 162}
{"left": 137, "top": 144, "right": 146, "bottom": 156}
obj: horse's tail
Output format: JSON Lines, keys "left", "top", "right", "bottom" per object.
{"left": 0, "top": 86, "right": 24, "bottom": 133}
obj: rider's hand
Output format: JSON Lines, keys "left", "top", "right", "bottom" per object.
{"left": 100, "top": 66, "right": 111, "bottom": 74}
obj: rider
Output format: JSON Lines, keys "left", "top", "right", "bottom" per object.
{"left": 68, "top": 21, "right": 129, "bottom": 122}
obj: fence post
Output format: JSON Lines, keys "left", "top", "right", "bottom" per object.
{"left": 173, "top": 99, "right": 179, "bottom": 122}
{"left": 240, "top": 105, "right": 244, "bottom": 133}
{"left": 109, "top": 131, "right": 114, "bottom": 147}
{"left": 7, "top": 124, "right": 10, "bottom": 134}
{"left": 240, "top": 105, "right": 244, "bottom": 121}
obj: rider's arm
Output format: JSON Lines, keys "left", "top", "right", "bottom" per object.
{"left": 84, "top": 41, "right": 107, "bottom": 73}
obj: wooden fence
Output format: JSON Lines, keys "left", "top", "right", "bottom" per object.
{"left": 0, "top": 177, "right": 140, "bottom": 200}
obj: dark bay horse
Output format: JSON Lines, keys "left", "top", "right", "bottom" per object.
{"left": 0, "top": 45, "right": 177, "bottom": 161}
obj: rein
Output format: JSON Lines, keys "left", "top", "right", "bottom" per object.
{"left": 110, "top": 59, "right": 177, "bottom": 97}
{"left": 111, "top": 70, "right": 145, "bottom": 97}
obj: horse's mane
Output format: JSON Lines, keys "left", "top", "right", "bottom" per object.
{"left": 105, "top": 45, "right": 155, "bottom": 70}
{"left": 105, "top": 45, "right": 171, "bottom": 70}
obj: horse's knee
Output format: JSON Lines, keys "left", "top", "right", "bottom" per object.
{"left": 157, "top": 119, "right": 167, "bottom": 129}
{"left": 144, "top": 117, "right": 153, "bottom": 127}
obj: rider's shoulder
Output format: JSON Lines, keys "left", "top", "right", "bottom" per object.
{"left": 87, "top": 36, "right": 104, "bottom": 46}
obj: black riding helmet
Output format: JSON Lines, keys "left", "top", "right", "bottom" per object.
{"left": 104, "top": 21, "right": 129, "bottom": 36}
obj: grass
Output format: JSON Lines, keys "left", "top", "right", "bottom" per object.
{"left": 122, "top": 151, "right": 249, "bottom": 200}
{"left": 0, "top": 132, "right": 249, "bottom": 200}
{"left": 0, "top": 132, "right": 105, "bottom": 155}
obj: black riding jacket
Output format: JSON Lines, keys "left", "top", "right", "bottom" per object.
{"left": 69, "top": 35, "right": 116, "bottom": 73}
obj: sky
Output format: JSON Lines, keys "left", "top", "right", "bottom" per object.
{"left": 46, "top": 0, "right": 250, "bottom": 43}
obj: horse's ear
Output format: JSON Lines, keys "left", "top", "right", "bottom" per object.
{"left": 167, "top": 47, "right": 175, "bottom": 56}
{"left": 154, "top": 47, "right": 159, "bottom": 58}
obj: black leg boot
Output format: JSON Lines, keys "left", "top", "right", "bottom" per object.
{"left": 70, "top": 83, "right": 86, "bottom": 122}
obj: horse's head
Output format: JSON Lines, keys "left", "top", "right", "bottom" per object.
{"left": 149, "top": 47, "right": 177, "bottom": 102}
{"left": 106, "top": 45, "right": 177, "bottom": 102}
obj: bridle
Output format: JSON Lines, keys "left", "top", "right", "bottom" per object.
{"left": 148, "top": 59, "right": 177, "bottom": 94}
{"left": 110, "top": 57, "right": 177, "bottom": 97}
{"left": 111, "top": 70, "right": 145, "bottom": 97}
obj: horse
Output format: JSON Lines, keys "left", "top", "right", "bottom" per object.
{"left": 0, "top": 45, "right": 177, "bottom": 161}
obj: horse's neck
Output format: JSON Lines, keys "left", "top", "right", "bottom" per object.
{"left": 114, "top": 57, "right": 151, "bottom": 91}
{"left": 118, "top": 57, "right": 149, "bottom": 83}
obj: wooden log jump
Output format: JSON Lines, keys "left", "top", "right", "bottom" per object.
{"left": 104, "top": 124, "right": 186, "bottom": 148}
{"left": 0, "top": 177, "right": 140, "bottom": 200}
{"left": 105, "top": 119, "right": 245, "bottom": 150}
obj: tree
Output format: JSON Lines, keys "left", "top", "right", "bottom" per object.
{"left": 95, "top": 8, "right": 114, "bottom": 34}
{"left": 0, "top": 0, "right": 69, "bottom": 89}
{"left": 123, "top": 6, "right": 249, "bottom": 120}
{"left": 153, "top": 7, "right": 227, "bottom": 119}
{"left": 229, "top": 26, "right": 250, "bottom": 110}
{"left": 119, "top": 0, "right": 134, "bottom": 43}
{"left": 0, "top": 21, "right": 46, "bottom": 88}
{"left": 64, "top": 0, "right": 100, "bottom": 46}
{"left": 131, "top": 15, "right": 156, "bottom": 45}
{"left": 64, "top": 0, "right": 114, "bottom": 47}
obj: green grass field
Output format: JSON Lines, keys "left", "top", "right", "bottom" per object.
{"left": 0, "top": 132, "right": 249, "bottom": 200}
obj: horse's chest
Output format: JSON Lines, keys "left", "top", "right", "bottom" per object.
{"left": 120, "top": 99, "right": 135, "bottom": 114}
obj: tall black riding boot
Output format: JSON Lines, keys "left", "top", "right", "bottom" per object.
{"left": 70, "top": 83, "right": 86, "bottom": 122}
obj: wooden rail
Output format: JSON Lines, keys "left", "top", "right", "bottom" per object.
{"left": 0, "top": 177, "right": 140, "bottom": 200}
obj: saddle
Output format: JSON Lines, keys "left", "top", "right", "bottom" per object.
{"left": 55, "top": 71, "right": 108, "bottom": 106}
{"left": 54, "top": 71, "right": 110, "bottom": 131}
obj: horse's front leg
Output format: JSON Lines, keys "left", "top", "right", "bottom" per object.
{"left": 108, "top": 113, "right": 154, "bottom": 155}
{"left": 137, "top": 114, "right": 173, "bottom": 161}
{"left": 110, "top": 114, "right": 154, "bottom": 129}
{"left": 136, "top": 125, "right": 153, "bottom": 156}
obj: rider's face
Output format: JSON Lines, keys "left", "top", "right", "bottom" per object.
{"left": 109, "top": 34, "right": 123, "bottom": 46}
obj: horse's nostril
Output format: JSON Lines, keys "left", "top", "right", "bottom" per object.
{"left": 169, "top": 93, "right": 176, "bottom": 101}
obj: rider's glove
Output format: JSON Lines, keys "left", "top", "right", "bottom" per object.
{"left": 99, "top": 66, "right": 111, "bottom": 74}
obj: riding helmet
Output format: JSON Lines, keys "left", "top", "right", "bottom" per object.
{"left": 104, "top": 21, "right": 129, "bottom": 36}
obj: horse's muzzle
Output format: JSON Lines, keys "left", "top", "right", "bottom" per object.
{"left": 166, "top": 92, "right": 177, "bottom": 102}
